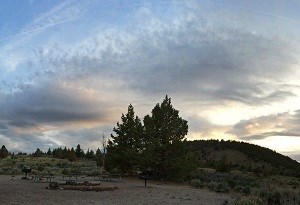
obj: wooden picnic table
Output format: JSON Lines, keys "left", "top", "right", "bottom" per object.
{"left": 62, "top": 173, "right": 78, "bottom": 181}
{"left": 94, "top": 174, "right": 123, "bottom": 182}
{"left": 34, "top": 174, "right": 55, "bottom": 183}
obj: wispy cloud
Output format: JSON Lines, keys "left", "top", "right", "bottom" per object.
{"left": 0, "top": 0, "right": 80, "bottom": 74}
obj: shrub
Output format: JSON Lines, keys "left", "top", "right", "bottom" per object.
{"left": 61, "top": 168, "right": 69, "bottom": 175}
{"left": 37, "top": 164, "right": 45, "bottom": 172}
{"left": 234, "top": 197, "right": 264, "bottom": 205}
{"left": 207, "top": 181, "right": 230, "bottom": 193}
{"left": 191, "top": 179, "right": 204, "bottom": 188}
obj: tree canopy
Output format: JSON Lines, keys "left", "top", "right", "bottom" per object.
{"left": 0, "top": 145, "right": 9, "bottom": 159}
{"left": 106, "top": 96, "right": 197, "bottom": 179}
{"left": 106, "top": 104, "right": 143, "bottom": 173}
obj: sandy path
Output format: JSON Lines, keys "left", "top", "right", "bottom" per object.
{"left": 0, "top": 175, "right": 235, "bottom": 205}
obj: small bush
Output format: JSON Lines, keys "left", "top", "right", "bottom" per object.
{"left": 37, "top": 164, "right": 45, "bottom": 172}
{"left": 207, "top": 181, "right": 230, "bottom": 193}
{"left": 191, "top": 179, "right": 204, "bottom": 188}
{"left": 61, "top": 168, "right": 69, "bottom": 175}
{"left": 242, "top": 186, "right": 251, "bottom": 195}
{"left": 235, "top": 197, "right": 264, "bottom": 205}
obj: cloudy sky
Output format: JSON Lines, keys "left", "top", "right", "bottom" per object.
{"left": 0, "top": 0, "right": 300, "bottom": 161}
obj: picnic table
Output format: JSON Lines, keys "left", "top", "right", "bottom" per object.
{"left": 62, "top": 173, "right": 78, "bottom": 181}
{"left": 94, "top": 174, "right": 123, "bottom": 182}
{"left": 34, "top": 174, "right": 55, "bottom": 182}
{"left": 21, "top": 167, "right": 31, "bottom": 179}
{"left": 138, "top": 173, "right": 150, "bottom": 187}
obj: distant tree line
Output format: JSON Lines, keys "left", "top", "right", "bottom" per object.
{"left": 32, "top": 144, "right": 104, "bottom": 166}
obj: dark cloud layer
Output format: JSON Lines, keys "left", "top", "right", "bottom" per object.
{"left": 0, "top": 82, "right": 117, "bottom": 152}
{"left": 0, "top": 82, "right": 109, "bottom": 124}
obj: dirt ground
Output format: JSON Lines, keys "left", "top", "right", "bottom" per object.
{"left": 0, "top": 175, "right": 236, "bottom": 205}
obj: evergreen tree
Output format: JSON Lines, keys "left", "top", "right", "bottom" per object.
{"left": 62, "top": 146, "right": 68, "bottom": 159}
{"left": 33, "top": 148, "right": 43, "bottom": 157}
{"left": 0, "top": 145, "right": 9, "bottom": 159}
{"left": 143, "top": 95, "right": 189, "bottom": 177}
{"left": 75, "top": 144, "right": 85, "bottom": 158}
{"left": 54, "top": 147, "right": 63, "bottom": 159}
{"left": 95, "top": 148, "right": 102, "bottom": 166}
{"left": 106, "top": 104, "right": 143, "bottom": 174}
{"left": 86, "top": 149, "right": 90, "bottom": 158}
{"left": 47, "top": 148, "right": 52, "bottom": 155}
{"left": 85, "top": 149, "right": 96, "bottom": 159}
{"left": 89, "top": 149, "right": 95, "bottom": 159}
{"left": 69, "top": 148, "right": 78, "bottom": 162}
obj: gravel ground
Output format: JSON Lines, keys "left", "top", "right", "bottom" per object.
{"left": 0, "top": 175, "right": 235, "bottom": 205}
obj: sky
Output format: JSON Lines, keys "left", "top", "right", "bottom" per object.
{"left": 0, "top": 0, "right": 300, "bottom": 161}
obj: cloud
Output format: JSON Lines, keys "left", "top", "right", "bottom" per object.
{"left": 229, "top": 111, "right": 300, "bottom": 140}
{"left": 186, "top": 115, "right": 230, "bottom": 140}
{"left": 0, "top": 0, "right": 80, "bottom": 73}
{"left": 1, "top": 82, "right": 114, "bottom": 124}
{"left": 31, "top": 3, "right": 299, "bottom": 106}
{"left": 0, "top": 81, "right": 121, "bottom": 152}
{"left": 0, "top": 1, "right": 300, "bottom": 155}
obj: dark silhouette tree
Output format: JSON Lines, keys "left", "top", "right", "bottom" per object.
{"left": 75, "top": 144, "right": 85, "bottom": 158}
{"left": 53, "top": 147, "right": 63, "bottom": 159}
{"left": 86, "top": 149, "right": 95, "bottom": 159}
{"left": 0, "top": 145, "right": 9, "bottom": 159}
{"left": 33, "top": 148, "right": 43, "bottom": 157}
{"left": 95, "top": 148, "right": 102, "bottom": 166}
{"left": 143, "top": 95, "right": 189, "bottom": 177}
{"left": 62, "top": 146, "right": 68, "bottom": 159}
{"left": 106, "top": 104, "right": 143, "bottom": 174}
{"left": 69, "top": 147, "right": 78, "bottom": 162}
{"left": 47, "top": 148, "right": 52, "bottom": 155}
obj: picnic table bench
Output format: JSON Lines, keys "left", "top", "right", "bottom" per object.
{"left": 138, "top": 173, "right": 151, "bottom": 187}
{"left": 62, "top": 173, "right": 78, "bottom": 181}
{"left": 34, "top": 174, "right": 55, "bottom": 183}
{"left": 21, "top": 167, "right": 31, "bottom": 179}
{"left": 94, "top": 174, "right": 123, "bottom": 182}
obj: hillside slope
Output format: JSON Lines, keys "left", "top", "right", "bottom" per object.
{"left": 187, "top": 140, "right": 300, "bottom": 177}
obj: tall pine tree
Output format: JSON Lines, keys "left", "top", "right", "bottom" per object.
{"left": 106, "top": 104, "right": 143, "bottom": 174}
{"left": 143, "top": 95, "right": 189, "bottom": 177}
{"left": 0, "top": 145, "right": 9, "bottom": 159}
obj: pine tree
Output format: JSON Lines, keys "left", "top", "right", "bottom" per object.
{"left": 47, "top": 148, "right": 52, "bottom": 155}
{"left": 54, "top": 147, "right": 63, "bottom": 159}
{"left": 95, "top": 148, "right": 102, "bottom": 166}
{"left": 143, "top": 95, "right": 188, "bottom": 177}
{"left": 69, "top": 148, "right": 78, "bottom": 162}
{"left": 106, "top": 104, "right": 143, "bottom": 174}
{"left": 75, "top": 144, "right": 85, "bottom": 158}
{"left": 89, "top": 149, "right": 95, "bottom": 159}
{"left": 86, "top": 149, "right": 90, "bottom": 158}
{"left": 33, "top": 148, "right": 43, "bottom": 157}
{"left": 0, "top": 145, "right": 9, "bottom": 159}
{"left": 62, "top": 146, "right": 68, "bottom": 159}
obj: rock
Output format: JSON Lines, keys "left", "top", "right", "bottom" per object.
{"left": 65, "top": 180, "right": 77, "bottom": 185}
{"left": 49, "top": 182, "right": 59, "bottom": 189}
{"left": 83, "top": 181, "right": 91, "bottom": 186}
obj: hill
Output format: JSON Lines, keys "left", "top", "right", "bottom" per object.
{"left": 187, "top": 139, "right": 300, "bottom": 178}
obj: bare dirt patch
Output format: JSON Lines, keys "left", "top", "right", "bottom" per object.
{"left": 0, "top": 175, "right": 235, "bottom": 205}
